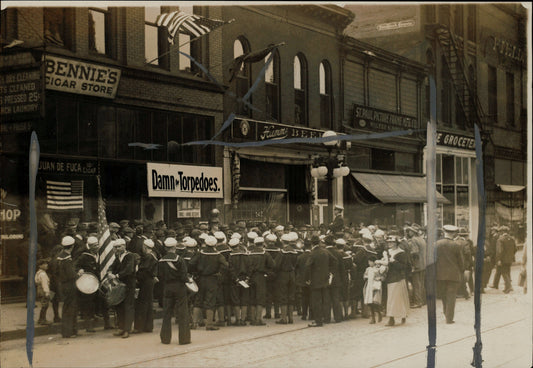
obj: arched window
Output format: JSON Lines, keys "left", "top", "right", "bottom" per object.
{"left": 234, "top": 37, "right": 251, "bottom": 116}
{"left": 294, "top": 53, "right": 308, "bottom": 126}
{"left": 319, "top": 60, "right": 333, "bottom": 129}
{"left": 265, "top": 49, "right": 280, "bottom": 121}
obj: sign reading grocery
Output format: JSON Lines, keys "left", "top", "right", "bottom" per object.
{"left": 147, "top": 163, "right": 223, "bottom": 198}
{"left": 45, "top": 56, "right": 121, "bottom": 98}
{"left": 436, "top": 131, "right": 475, "bottom": 150}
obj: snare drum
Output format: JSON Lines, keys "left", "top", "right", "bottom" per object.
{"left": 99, "top": 277, "right": 126, "bottom": 306}
{"left": 76, "top": 273, "right": 99, "bottom": 294}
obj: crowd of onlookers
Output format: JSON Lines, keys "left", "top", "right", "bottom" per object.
{"left": 33, "top": 208, "right": 524, "bottom": 343}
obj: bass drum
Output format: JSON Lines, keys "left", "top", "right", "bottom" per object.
{"left": 99, "top": 277, "right": 126, "bottom": 306}
{"left": 76, "top": 273, "right": 100, "bottom": 294}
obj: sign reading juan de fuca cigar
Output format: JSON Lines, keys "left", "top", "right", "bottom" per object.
{"left": 45, "top": 55, "right": 121, "bottom": 98}
{"left": 147, "top": 163, "right": 223, "bottom": 198}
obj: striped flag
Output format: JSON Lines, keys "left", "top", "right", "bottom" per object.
{"left": 156, "top": 11, "right": 227, "bottom": 44}
{"left": 46, "top": 180, "right": 84, "bottom": 210}
{"left": 96, "top": 176, "right": 115, "bottom": 280}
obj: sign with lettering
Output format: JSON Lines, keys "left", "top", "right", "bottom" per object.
{"left": 177, "top": 199, "right": 201, "bottom": 218}
{"left": 0, "top": 68, "right": 42, "bottom": 119}
{"left": 436, "top": 131, "right": 475, "bottom": 150}
{"left": 232, "top": 118, "right": 324, "bottom": 141}
{"left": 147, "top": 163, "right": 223, "bottom": 198}
{"left": 352, "top": 104, "right": 418, "bottom": 131}
{"left": 45, "top": 56, "right": 121, "bottom": 99}
{"left": 38, "top": 158, "right": 98, "bottom": 175}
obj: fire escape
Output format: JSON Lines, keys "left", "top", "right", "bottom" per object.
{"left": 430, "top": 25, "right": 487, "bottom": 134}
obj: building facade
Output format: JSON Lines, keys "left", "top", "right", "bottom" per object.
{"left": 344, "top": 3, "right": 528, "bottom": 241}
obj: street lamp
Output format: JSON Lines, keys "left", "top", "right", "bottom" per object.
{"left": 310, "top": 131, "right": 350, "bottom": 224}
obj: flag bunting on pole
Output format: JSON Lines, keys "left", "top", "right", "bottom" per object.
{"left": 46, "top": 180, "right": 84, "bottom": 210}
{"left": 228, "top": 43, "right": 284, "bottom": 83}
{"left": 96, "top": 176, "right": 114, "bottom": 280}
{"left": 156, "top": 11, "right": 227, "bottom": 45}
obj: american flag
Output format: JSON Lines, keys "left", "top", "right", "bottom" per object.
{"left": 155, "top": 11, "right": 227, "bottom": 44}
{"left": 96, "top": 176, "right": 115, "bottom": 280}
{"left": 46, "top": 180, "right": 84, "bottom": 210}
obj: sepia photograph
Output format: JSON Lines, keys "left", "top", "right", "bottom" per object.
{"left": 0, "top": 1, "right": 531, "bottom": 367}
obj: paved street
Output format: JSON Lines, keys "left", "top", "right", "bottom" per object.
{"left": 2, "top": 278, "right": 531, "bottom": 368}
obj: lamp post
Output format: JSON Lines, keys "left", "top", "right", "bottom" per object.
{"left": 310, "top": 131, "right": 350, "bottom": 224}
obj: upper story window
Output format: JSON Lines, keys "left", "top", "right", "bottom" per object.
{"left": 178, "top": 5, "right": 194, "bottom": 72}
{"left": 145, "top": 7, "right": 169, "bottom": 68}
{"left": 265, "top": 49, "right": 280, "bottom": 121}
{"left": 506, "top": 72, "right": 515, "bottom": 127}
{"left": 319, "top": 60, "right": 333, "bottom": 129}
{"left": 44, "top": 8, "right": 69, "bottom": 48}
{"left": 488, "top": 65, "right": 498, "bottom": 123}
{"left": 234, "top": 37, "right": 251, "bottom": 117}
{"left": 440, "top": 56, "right": 452, "bottom": 127}
{"left": 89, "top": 6, "right": 111, "bottom": 55}
{"left": 294, "top": 53, "right": 308, "bottom": 126}
{"left": 467, "top": 5, "right": 476, "bottom": 42}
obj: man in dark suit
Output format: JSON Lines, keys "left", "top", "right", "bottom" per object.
{"left": 436, "top": 225, "right": 464, "bottom": 324}
{"left": 328, "top": 205, "right": 345, "bottom": 235}
{"left": 495, "top": 226, "right": 517, "bottom": 294}
{"left": 305, "top": 235, "right": 337, "bottom": 327}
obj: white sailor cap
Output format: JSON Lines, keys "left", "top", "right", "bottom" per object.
{"left": 362, "top": 233, "right": 373, "bottom": 241}
{"left": 61, "top": 236, "right": 75, "bottom": 247}
{"left": 164, "top": 237, "right": 178, "bottom": 247}
{"left": 214, "top": 231, "right": 226, "bottom": 241}
{"left": 288, "top": 232, "right": 299, "bottom": 242}
{"left": 335, "top": 238, "right": 347, "bottom": 246}
{"left": 205, "top": 236, "right": 217, "bottom": 247}
{"left": 143, "top": 239, "right": 155, "bottom": 248}
{"left": 247, "top": 231, "right": 258, "bottom": 240}
{"left": 228, "top": 238, "right": 240, "bottom": 247}
{"left": 198, "top": 233, "right": 208, "bottom": 240}
{"left": 254, "top": 237, "right": 265, "bottom": 245}
{"left": 262, "top": 230, "right": 271, "bottom": 237}
{"left": 280, "top": 233, "right": 292, "bottom": 242}
{"left": 443, "top": 224, "right": 459, "bottom": 233}
{"left": 184, "top": 237, "right": 197, "bottom": 248}
{"left": 231, "top": 232, "right": 242, "bottom": 240}
{"left": 265, "top": 233, "right": 277, "bottom": 242}
{"left": 274, "top": 225, "right": 284, "bottom": 232}
{"left": 374, "top": 229, "right": 385, "bottom": 237}
{"left": 334, "top": 205, "right": 344, "bottom": 211}
{"left": 87, "top": 236, "right": 99, "bottom": 246}
{"left": 114, "top": 238, "right": 126, "bottom": 246}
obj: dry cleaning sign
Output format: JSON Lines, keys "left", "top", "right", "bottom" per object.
{"left": 45, "top": 56, "right": 121, "bottom": 99}
{"left": 147, "top": 163, "right": 223, "bottom": 198}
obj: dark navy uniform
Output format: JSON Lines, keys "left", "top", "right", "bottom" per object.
{"left": 274, "top": 244, "right": 298, "bottom": 324}
{"left": 264, "top": 241, "right": 280, "bottom": 318}
{"left": 228, "top": 242, "right": 250, "bottom": 325}
{"left": 134, "top": 250, "right": 158, "bottom": 332}
{"left": 75, "top": 251, "right": 98, "bottom": 331}
{"left": 247, "top": 240, "right": 275, "bottom": 325}
{"left": 110, "top": 251, "right": 136, "bottom": 334}
{"left": 56, "top": 249, "right": 78, "bottom": 337}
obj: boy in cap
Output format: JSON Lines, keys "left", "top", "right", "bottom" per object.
{"left": 56, "top": 236, "right": 79, "bottom": 338}
{"left": 35, "top": 258, "right": 52, "bottom": 325}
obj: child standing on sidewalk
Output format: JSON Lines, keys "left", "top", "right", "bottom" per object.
{"left": 35, "top": 258, "right": 52, "bottom": 325}
{"left": 363, "top": 255, "right": 386, "bottom": 324}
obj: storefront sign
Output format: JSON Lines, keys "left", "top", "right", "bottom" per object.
{"left": 147, "top": 163, "right": 223, "bottom": 198}
{"left": 0, "top": 68, "right": 42, "bottom": 118}
{"left": 177, "top": 199, "right": 201, "bottom": 218}
{"left": 436, "top": 131, "right": 475, "bottom": 150}
{"left": 45, "top": 56, "right": 121, "bottom": 99}
{"left": 352, "top": 104, "right": 418, "bottom": 131}
{"left": 38, "top": 158, "right": 98, "bottom": 175}
{"left": 0, "top": 52, "right": 36, "bottom": 68}
{"left": 232, "top": 118, "right": 324, "bottom": 141}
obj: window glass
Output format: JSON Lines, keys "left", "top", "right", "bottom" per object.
{"left": 79, "top": 102, "right": 98, "bottom": 156}
{"left": 44, "top": 8, "right": 66, "bottom": 47}
{"left": 167, "top": 115, "right": 182, "bottom": 162}
{"left": 436, "top": 153, "right": 442, "bottom": 183}
{"left": 117, "top": 108, "right": 135, "bottom": 159}
{"left": 181, "top": 116, "right": 195, "bottom": 163}
{"left": 462, "top": 157, "right": 469, "bottom": 185}
{"left": 293, "top": 56, "right": 301, "bottom": 89}
{"left": 135, "top": 110, "right": 152, "bottom": 160}
{"left": 97, "top": 106, "right": 116, "bottom": 158}
{"left": 455, "top": 156, "right": 463, "bottom": 184}
{"left": 152, "top": 112, "right": 167, "bottom": 161}
{"left": 89, "top": 7, "right": 107, "bottom": 54}
{"left": 371, "top": 148, "right": 395, "bottom": 171}
{"left": 57, "top": 97, "right": 78, "bottom": 154}
{"left": 442, "top": 154, "right": 454, "bottom": 184}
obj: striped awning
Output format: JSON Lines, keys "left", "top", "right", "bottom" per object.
{"left": 351, "top": 173, "right": 450, "bottom": 204}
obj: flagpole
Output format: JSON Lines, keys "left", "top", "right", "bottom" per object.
{"left": 144, "top": 18, "right": 235, "bottom": 66}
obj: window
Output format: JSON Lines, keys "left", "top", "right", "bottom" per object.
{"left": 44, "top": 8, "right": 68, "bottom": 48}
{"left": 294, "top": 53, "right": 308, "bottom": 126}
{"left": 467, "top": 5, "right": 476, "bottom": 42}
{"left": 488, "top": 65, "right": 498, "bottom": 123}
{"left": 234, "top": 37, "right": 251, "bottom": 116}
{"left": 371, "top": 148, "right": 395, "bottom": 171}
{"left": 178, "top": 5, "right": 202, "bottom": 73}
{"left": 265, "top": 50, "right": 280, "bottom": 121}
{"left": 506, "top": 72, "right": 515, "bottom": 127}
{"left": 441, "top": 56, "right": 452, "bottom": 127}
{"left": 145, "top": 7, "right": 169, "bottom": 68}
{"left": 454, "top": 5, "right": 463, "bottom": 37}
{"left": 438, "top": 4, "right": 450, "bottom": 27}
{"left": 319, "top": 60, "right": 333, "bottom": 129}
{"left": 89, "top": 6, "right": 110, "bottom": 55}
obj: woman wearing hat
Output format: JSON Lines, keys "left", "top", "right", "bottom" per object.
{"left": 384, "top": 235, "right": 410, "bottom": 326}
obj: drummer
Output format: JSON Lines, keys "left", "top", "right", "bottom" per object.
{"left": 75, "top": 236, "right": 100, "bottom": 333}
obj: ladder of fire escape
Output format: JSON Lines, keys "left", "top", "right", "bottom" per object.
{"left": 435, "top": 26, "right": 485, "bottom": 132}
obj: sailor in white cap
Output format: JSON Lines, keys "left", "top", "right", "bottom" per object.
{"left": 188, "top": 234, "right": 228, "bottom": 331}
{"left": 75, "top": 235, "right": 100, "bottom": 332}
{"left": 228, "top": 236, "right": 249, "bottom": 326}
{"left": 274, "top": 230, "right": 299, "bottom": 325}
{"left": 214, "top": 231, "right": 231, "bottom": 327}
{"left": 246, "top": 231, "right": 258, "bottom": 247}
{"left": 247, "top": 237, "right": 275, "bottom": 326}
{"left": 264, "top": 233, "right": 280, "bottom": 319}
{"left": 435, "top": 224, "right": 464, "bottom": 324}
{"left": 329, "top": 204, "right": 345, "bottom": 234}
{"left": 132, "top": 238, "right": 158, "bottom": 334}
{"left": 55, "top": 236, "right": 79, "bottom": 338}
{"left": 157, "top": 230, "right": 190, "bottom": 345}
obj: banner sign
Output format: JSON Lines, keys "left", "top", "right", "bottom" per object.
{"left": 352, "top": 104, "right": 418, "bottom": 131}
{"left": 436, "top": 131, "right": 475, "bottom": 150}
{"left": 147, "top": 163, "right": 223, "bottom": 198}
{"left": 38, "top": 158, "right": 98, "bottom": 175}
{"left": 232, "top": 118, "right": 324, "bottom": 141}
{"left": 0, "top": 68, "right": 42, "bottom": 119}
{"left": 177, "top": 199, "right": 201, "bottom": 218}
{"left": 45, "top": 55, "right": 121, "bottom": 99}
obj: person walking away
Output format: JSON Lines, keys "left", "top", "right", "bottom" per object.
{"left": 495, "top": 226, "right": 517, "bottom": 293}
{"left": 324, "top": 235, "right": 346, "bottom": 323}
{"left": 157, "top": 237, "right": 190, "bottom": 345}
{"left": 295, "top": 239, "right": 312, "bottom": 320}
{"left": 247, "top": 237, "right": 276, "bottom": 326}
{"left": 274, "top": 233, "right": 298, "bottom": 324}
{"left": 35, "top": 258, "right": 52, "bottom": 325}
{"left": 436, "top": 225, "right": 464, "bottom": 324}
{"left": 228, "top": 237, "right": 250, "bottom": 326}
{"left": 133, "top": 239, "right": 158, "bottom": 333}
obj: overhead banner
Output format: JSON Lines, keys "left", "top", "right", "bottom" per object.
{"left": 45, "top": 55, "right": 121, "bottom": 99}
{"left": 147, "top": 163, "right": 223, "bottom": 198}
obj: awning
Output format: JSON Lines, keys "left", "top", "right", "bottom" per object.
{"left": 351, "top": 172, "right": 450, "bottom": 204}
{"left": 497, "top": 184, "right": 525, "bottom": 193}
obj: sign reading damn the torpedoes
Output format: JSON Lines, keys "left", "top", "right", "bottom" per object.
{"left": 45, "top": 55, "right": 121, "bottom": 99}
{"left": 147, "top": 163, "right": 223, "bottom": 198}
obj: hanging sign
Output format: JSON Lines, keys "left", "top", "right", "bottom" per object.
{"left": 147, "top": 163, "right": 223, "bottom": 198}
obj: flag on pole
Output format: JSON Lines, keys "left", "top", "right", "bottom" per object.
{"left": 46, "top": 180, "right": 84, "bottom": 210}
{"left": 228, "top": 43, "right": 284, "bottom": 83}
{"left": 156, "top": 11, "right": 227, "bottom": 45}
{"left": 96, "top": 176, "right": 115, "bottom": 280}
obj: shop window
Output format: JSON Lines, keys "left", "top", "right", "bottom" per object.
{"left": 167, "top": 115, "right": 183, "bottom": 162}
{"left": 442, "top": 154, "right": 455, "bottom": 185}
{"left": 44, "top": 8, "right": 70, "bottom": 48}
{"left": 182, "top": 116, "right": 195, "bottom": 163}
{"left": 41, "top": 95, "right": 59, "bottom": 153}
{"left": 347, "top": 146, "right": 371, "bottom": 170}
{"left": 117, "top": 108, "right": 135, "bottom": 159}
{"left": 152, "top": 112, "right": 168, "bottom": 162}
{"left": 467, "top": 5, "right": 476, "bottom": 42}
{"left": 134, "top": 110, "right": 152, "bottom": 161}
{"left": 371, "top": 148, "right": 394, "bottom": 171}
{"left": 436, "top": 153, "right": 442, "bottom": 183}
{"left": 195, "top": 116, "right": 214, "bottom": 164}
{"left": 79, "top": 102, "right": 98, "bottom": 156}
{"left": 234, "top": 37, "right": 251, "bottom": 117}
{"left": 395, "top": 152, "right": 415, "bottom": 173}
{"left": 319, "top": 60, "right": 333, "bottom": 129}
{"left": 265, "top": 49, "right": 280, "bottom": 122}
{"left": 57, "top": 97, "right": 78, "bottom": 154}
{"left": 89, "top": 6, "right": 112, "bottom": 56}
{"left": 98, "top": 106, "right": 116, "bottom": 158}
{"left": 506, "top": 72, "right": 515, "bottom": 127}
{"left": 294, "top": 53, "right": 308, "bottom": 126}
{"left": 488, "top": 65, "right": 497, "bottom": 123}
{"left": 145, "top": 7, "right": 169, "bottom": 69}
